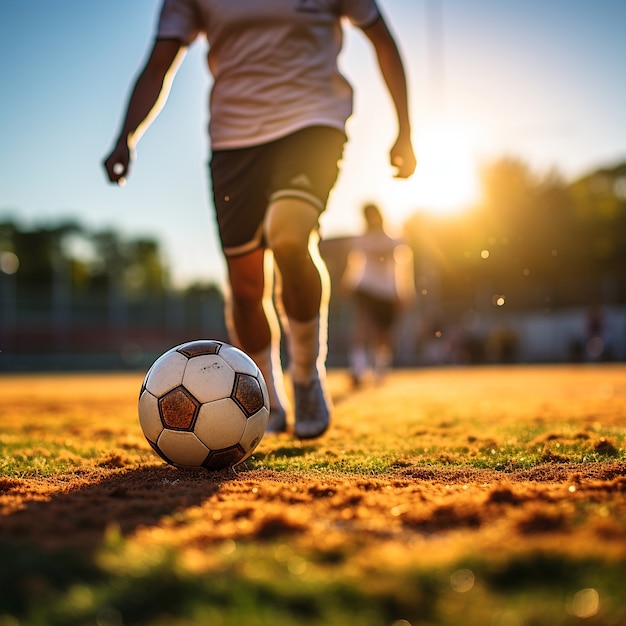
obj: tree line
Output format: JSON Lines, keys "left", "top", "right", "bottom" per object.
{"left": 403, "top": 157, "right": 626, "bottom": 316}
{"left": 0, "top": 220, "right": 226, "bottom": 367}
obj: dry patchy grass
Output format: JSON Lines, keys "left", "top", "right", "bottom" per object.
{"left": 0, "top": 365, "right": 625, "bottom": 625}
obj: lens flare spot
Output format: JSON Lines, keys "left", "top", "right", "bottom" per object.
{"left": 451, "top": 568, "right": 475, "bottom": 593}
{"left": 569, "top": 588, "right": 599, "bottom": 618}
{"left": 0, "top": 251, "right": 19, "bottom": 274}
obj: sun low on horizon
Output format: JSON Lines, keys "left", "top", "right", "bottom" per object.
{"left": 327, "top": 111, "right": 485, "bottom": 239}
{"left": 378, "top": 116, "right": 483, "bottom": 225}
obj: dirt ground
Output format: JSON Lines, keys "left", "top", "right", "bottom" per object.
{"left": 1, "top": 365, "right": 625, "bottom": 576}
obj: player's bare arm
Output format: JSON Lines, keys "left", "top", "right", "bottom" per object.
{"left": 361, "top": 16, "right": 416, "bottom": 179}
{"left": 103, "top": 39, "right": 186, "bottom": 185}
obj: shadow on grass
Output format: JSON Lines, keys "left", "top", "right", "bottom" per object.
{"left": 0, "top": 465, "right": 240, "bottom": 623}
{"left": 0, "top": 465, "right": 230, "bottom": 549}
{"left": 0, "top": 459, "right": 437, "bottom": 626}
{"left": 2, "top": 463, "right": 626, "bottom": 625}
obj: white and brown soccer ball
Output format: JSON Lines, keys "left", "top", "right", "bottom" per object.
{"left": 138, "top": 340, "right": 269, "bottom": 471}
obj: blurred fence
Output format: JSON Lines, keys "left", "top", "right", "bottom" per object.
{"left": 1, "top": 265, "right": 624, "bottom": 373}
{"left": 0, "top": 285, "right": 228, "bottom": 372}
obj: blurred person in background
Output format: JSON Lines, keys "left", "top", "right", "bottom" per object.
{"left": 343, "top": 203, "right": 415, "bottom": 386}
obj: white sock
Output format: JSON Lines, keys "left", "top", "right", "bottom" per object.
{"left": 350, "top": 347, "right": 369, "bottom": 379}
{"left": 374, "top": 345, "right": 393, "bottom": 382}
{"left": 287, "top": 316, "right": 326, "bottom": 385}
{"left": 249, "top": 345, "right": 288, "bottom": 414}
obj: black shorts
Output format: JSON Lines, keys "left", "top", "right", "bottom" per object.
{"left": 210, "top": 126, "right": 346, "bottom": 257}
{"left": 354, "top": 289, "right": 398, "bottom": 330}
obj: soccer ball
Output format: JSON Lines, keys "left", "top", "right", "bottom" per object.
{"left": 138, "top": 340, "right": 269, "bottom": 471}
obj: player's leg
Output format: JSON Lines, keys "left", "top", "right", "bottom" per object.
{"left": 349, "top": 294, "right": 373, "bottom": 387}
{"left": 265, "top": 197, "right": 331, "bottom": 439}
{"left": 225, "top": 248, "right": 268, "bottom": 353}
{"left": 262, "top": 125, "right": 345, "bottom": 438}
{"left": 210, "top": 145, "right": 289, "bottom": 433}
{"left": 265, "top": 198, "right": 324, "bottom": 321}
{"left": 372, "top": 300, "right": 398, "bottom": 384}
{"left": 373, "top": 324, "right": 394, "bottom": 384}
{"left": 225, "top": 249, "right": 289, "bottom": 432}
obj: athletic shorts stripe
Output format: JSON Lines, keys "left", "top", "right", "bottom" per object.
{"left": 269, "top": 189, "right": 324, "bottom": 212}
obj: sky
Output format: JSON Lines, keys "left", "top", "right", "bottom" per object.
{"left": 1, "top": 0, "right": 625, "bottom": 288}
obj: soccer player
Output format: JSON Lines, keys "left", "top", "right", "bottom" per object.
{"left": 342, "top": 203, "right": 415, "bottom": 386}
{"left": 103, "top": 0, "right": 416, "bottom": 439}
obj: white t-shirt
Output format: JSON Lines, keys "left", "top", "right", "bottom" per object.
{"left": 344, "top": 231, "right": 414, "bottom": 302}
{"left": 157, "top": 0, "right": 381, "bottom": 149}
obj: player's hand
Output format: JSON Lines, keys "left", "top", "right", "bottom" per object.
{"left": 103, "top": 142, "right": 133, "bottom": 186}
{"left": 390, "top": 134, "right": 417, "bottom": 179}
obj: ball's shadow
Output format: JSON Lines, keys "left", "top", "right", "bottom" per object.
{"left": 0, "top": 465, "right": 232, "bottom": 550}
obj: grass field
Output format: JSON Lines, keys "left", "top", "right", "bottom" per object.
{"left": 1, "top": 365, "right": 625, "bottom": 626}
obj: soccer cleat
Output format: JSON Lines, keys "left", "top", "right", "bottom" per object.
{"left": 293, "top": 377, "right": 330, "bottom": 439}
{"left": 266, "top": 406, "right": 287, "bottom": 434}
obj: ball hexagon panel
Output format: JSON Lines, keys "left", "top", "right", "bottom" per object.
{"left": 195, "top": 398, "right": 248, "bottom": 450}
{"left": 138, "top": 390, "right": 163, "bottom": 443}
{"left": 182, "top": 355, "right": 236, "bottom": 403}
{"left": 157, "top": 430, "right": 210, "bottom": 467}
{"left": 203, "top": 445, "right": 247, "bottom": 471}
{"left": 231, "top": 373, "right": 266, "bottom": 417}
{"left": 218, "top": 344, "right": 258, "bottom": 376}
{"left": 159, "top": 386, "right": 201, "bottom": 430}
{"left": 144, "top": 350, "right": 188, "bottom": 396}
{"left": 239, "top": 407, "right": 270, "bottom": 450}
{"left": 239, "top": 407, "right": 270, "bottom": 460}
{"left": 146, "top": 439, "right": 171, "bottom": 465}
{"left": 140, "top": 351, "right": 167, "bottom": 392}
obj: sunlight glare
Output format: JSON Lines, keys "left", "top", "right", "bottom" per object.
{"left": 415, "top": 120, "right": 480, "bottom": 213}
{"left": 376, "top": 118, "right": 481, "bottom": 224}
